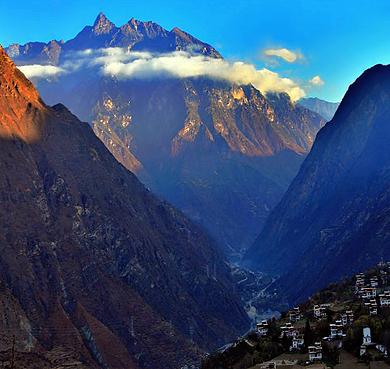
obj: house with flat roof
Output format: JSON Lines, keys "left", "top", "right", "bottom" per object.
{"left": 379, "top": 290, "right": 390, "bottom": 307}
{"left": 257, "top": 320, "right": 268, "bottom": 336}
{"left": 308, "top": 342, "right": 322, "bottom": 361}
{"left": 291, "top": 335, "right": 304, "bottom": 350}
{"left": 361, "top": 287, "right": 377, "bottom": 299}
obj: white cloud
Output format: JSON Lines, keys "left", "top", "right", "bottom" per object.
{"left": 18, "top": 48, "right": 307, "bottom": 101}
{"left": 18, "top": 64, "right": 64, "bottom": 78}
{"left": 309, "top": 75, "right": 324, "bottom": 86}
{"left": 92, "top": 48, "right": 306, "bottom": 101}
{"left": 264, "top": 48, "right": 304, "bottom": 63}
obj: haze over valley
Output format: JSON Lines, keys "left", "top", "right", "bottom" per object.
{"left": 1, "top": 1, "right": 390, "bottom": 368}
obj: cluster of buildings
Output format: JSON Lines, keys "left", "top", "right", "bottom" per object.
{"left": 313, "top": 303, "right": 353, "bottom": 340}
{"left": 279, "top": 321, "right": 305, "bottom": 351}
{"left": 353, "top": 271, "right": 390, "bottom": 315}
{"left": 322, "top": 310, "right": 354, "bottom": 340}
{"left": 254, "top": 263, "right": 390, "bottom": 365}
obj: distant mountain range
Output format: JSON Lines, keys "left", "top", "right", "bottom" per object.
{"left": 0, "top": 44, "right": 250, "bottom": 368}
{"left": 6, "top": 13, "right": 326, "bottom": 258}
{"left": 245, "top": 63, "right": 390, "bottom": 303}
{"left": 298, "top": 97, "right": 339, "bottom": 121}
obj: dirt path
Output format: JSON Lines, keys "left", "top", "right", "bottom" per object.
{"left": 335, "top": 350, "right": 366, "bottom": 368}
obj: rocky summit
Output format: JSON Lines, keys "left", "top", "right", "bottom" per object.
{"left": 245, "top": 63, "right": 390, "bottom": 304}
{"left": 6, "top": 13, "right": 221, "bottom": 65}
{"left": 0, "top": 44, "right": 250, "bottom": 368}
{"left": 6, "top": 14, "right": 326, "bottom": 257}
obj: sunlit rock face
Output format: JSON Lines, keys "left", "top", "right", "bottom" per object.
{"left": 6, "top": 14, "right": 325, "bottom": 257}
{"left": 84, "top": 78, "right": 324, "bottom": 257}
{"left": 0, "top": 45, "right": 45, "bottom": 142}
{"left": 245, "top": 64, "right": 390, "bottom": 303}
{"left": 0, "top": 45, "right": 250, "bottom": 368}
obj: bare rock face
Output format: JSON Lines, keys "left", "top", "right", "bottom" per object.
{"left": 0, "top": 45, "right": 45, "bottom": 141}
{"left": 87, "top": 80, "right": 325, "bottom": 257}
{"left": 0, "top": 45, "right": 250, "bottom": 368}
{"left": 245, "top": 64, "right": 390, "bottom": 303}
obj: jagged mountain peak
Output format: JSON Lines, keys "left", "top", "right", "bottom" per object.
{"left": 93, "top": 12, "right": 112, "bottom": 26}
{"left": 92, "top": 12, "right": 116, "bottom": 35}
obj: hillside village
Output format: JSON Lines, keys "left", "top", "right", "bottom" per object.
{"left": 201, "top": 262, "right": 390, "bottom": 369}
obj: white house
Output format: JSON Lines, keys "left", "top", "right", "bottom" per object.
{"left": 361, "top": 287, "right": 377, "bottom": 299}
{"left": 313, "top": 305, "right": 327, "bottom": 319}
{"left": 346, "top": 310, "right": 354, "bottom": 325}
{"left": 257, "top": 321, "right": 268, "bottom": 336}
{"left": 379, "top": 290, "right": 390, "bottom": 307}
{"left": 292, "top": 335, "right": 304, "bottom": 350}
{"left": 289, "top": 307, "right": 302, "bottom": 322}
{"left": 280, "top": 323, "right": 296, "bottom": 338}
{"left": 371, "top": 276, "right": 379, "bottom": 287}
{"left": 308, "top": 342, "right": 322, "bottom": 361}
{"left": 363, "top": 327, "right": 371, "bottom": 345}
{"left": 330, "top": 324, "right": 337, "bottom": 339}
{"left": 369, "top": 300, "right": 378, "bottom": 316}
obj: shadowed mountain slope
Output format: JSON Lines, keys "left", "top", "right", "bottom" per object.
{"left": 245, "top": 64, "right": 390, "bottom": 303}
{"left": 0, "top": 44, "right": 249, "bottom": 368}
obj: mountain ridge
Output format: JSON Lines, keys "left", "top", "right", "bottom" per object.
{"left": 6, "top": 13, "right": 222, "bottom": 65}
{"left": 298, "top": 97, "right": 339, "bottom": 121}
{"left": 244, "top": 63, "right": 390, "bottom": 303}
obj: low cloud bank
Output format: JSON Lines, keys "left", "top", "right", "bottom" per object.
{"left": 18, "top": 48, "right": 307, "bottom": 101}
{"left": 94, "top": 48, "right": 305, "bottom": 101}
{"left": 18, "top": 64, "right": 64, "bottom": 78}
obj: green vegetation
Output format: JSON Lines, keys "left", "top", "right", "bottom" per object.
{"left": 200, "top": 333, "right": 283, "bottom": 369}
{"left": 202, "top": 262, "right": 390, "bottom": 368}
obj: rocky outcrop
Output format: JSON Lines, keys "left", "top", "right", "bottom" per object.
{"left": 245, "top": 64, "right": 390, "bottom": 303}
{"left": 0, "top": 45, "right": 250, "bottom": 368}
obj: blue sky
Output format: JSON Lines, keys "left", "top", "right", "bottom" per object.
{"left": 1, "top": 0, "right": 390, "bottom": 102}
